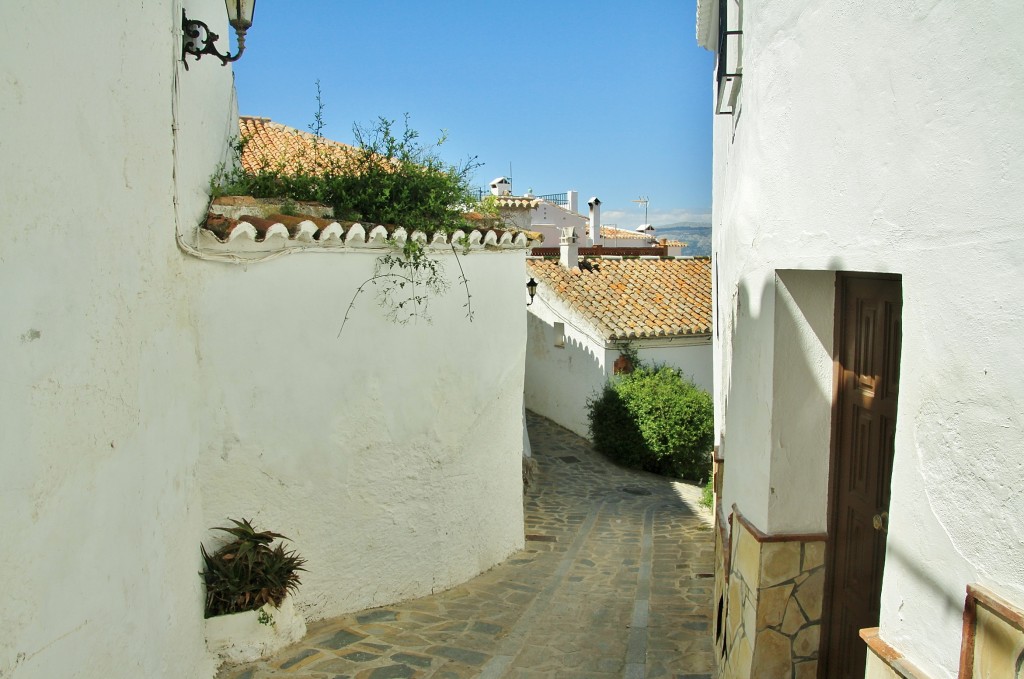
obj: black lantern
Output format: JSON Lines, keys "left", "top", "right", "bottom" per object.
{"left": 526, "top": 278, "right": 538, "bottom": 306}
{"left": 182, "top": 0, "right": 257, "bottom": 69}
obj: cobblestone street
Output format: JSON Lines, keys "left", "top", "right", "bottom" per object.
{"left": 218, "top": 412, "right": 715, "bottom": 679}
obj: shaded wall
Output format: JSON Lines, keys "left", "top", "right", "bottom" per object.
{"left": 196, "top": 249, "right": 528, "bottom": 621}
{"left": 0, "top": 1, "right": 233, "bottom": 676}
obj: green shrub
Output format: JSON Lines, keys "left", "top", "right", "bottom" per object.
{"left": 700, "top": 478, "right": 714, "bottom": 510}
{"left": 211, "top": 112, "right": 483, "bottom": 238}
{"left": 587, "top": 366, "right": 713, "bottom": 481}
{"left": 210, "top": 92, "right": 493, "bottom": 330}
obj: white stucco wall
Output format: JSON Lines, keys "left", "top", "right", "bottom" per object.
{"left": 525, "top": 288, "right": 712, "bottom": 440}
{"left": 1, "top": 2, "right": 527, "bottom": 676}
{"left": 601, "top": 237, "right": 658, "bottom": 249}
{"left": 525, "top": 297, "right": 609, "bottom": 438}
{"left": 196, "top": 248, "right": 527, "bottom": 621}
{"left": 532, "top": 200, "right": 588, "bottom": 242}
{"left": 708, "top": 1, "right": 1024, "bottom": 676}
{"left": 627, "top": 340, "right": 713, "bottom": 394}
{"left": 768, "top": 270, "right": 835, "bottom": 533}
{"left": 0, "top": 1, "right": 231, "bottom": 677}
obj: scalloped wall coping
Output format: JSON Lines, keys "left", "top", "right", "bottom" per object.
{"left": 198, "top": 215, "right": 537, "bottom": 257}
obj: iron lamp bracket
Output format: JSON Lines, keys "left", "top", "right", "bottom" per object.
{"left": 182, "top": 9, "right": 247, "bottom": 69}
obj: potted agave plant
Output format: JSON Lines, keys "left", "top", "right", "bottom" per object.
{"left": 201, "top": 518, "right": 308, "bottom": 665}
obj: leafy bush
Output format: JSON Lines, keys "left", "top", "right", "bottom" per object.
{"left": 210, "top": 89, "right": 496, "bottom": 329}
{"left": 328, "top": 115, "right": 481, "bottom": 235}
{"left": 588, "top": 366, "right": 713, "bottom": 481}
{"left": 211, "top": 110, "right": 485, "bottom": 238}
{"left": 201, "top": 518, "right": 306, "bottom": 618}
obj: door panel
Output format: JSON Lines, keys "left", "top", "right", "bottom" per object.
{"left": 821, "top": 275, "right": 902, "bottom": 678}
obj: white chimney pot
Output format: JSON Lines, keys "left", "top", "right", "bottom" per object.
{"left": 588, "top": 197, "right": 602, "bottom": 246}
{"left": 559, "top": 226, "right": 579, "bottom": 269}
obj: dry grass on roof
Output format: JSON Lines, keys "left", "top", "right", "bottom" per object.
{"left": 526, "top": 257, "right": 712, "bottom": 340}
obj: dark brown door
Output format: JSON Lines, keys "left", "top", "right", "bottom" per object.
{"left": 820, "top": 274, "right": 902, "bottom": 678}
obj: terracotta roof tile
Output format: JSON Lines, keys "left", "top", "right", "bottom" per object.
{"left": 238, "top": 116, "right": 356, "bottom": 175}
{"left": 526, "top": 257, "right": 712, "bottom": 340}
{"left": 601, "top": 226, "right": 655, "bottom": 241}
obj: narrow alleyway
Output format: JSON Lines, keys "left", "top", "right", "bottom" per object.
{"left": 218, "top": 412, "right": 715, "bottom": 679}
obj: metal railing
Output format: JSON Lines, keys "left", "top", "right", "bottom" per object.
{"left": 536, "top": 192, "right": 568, "bottom": 206}
{"left": 472, "top": 189, "right": 569, "bottom": 206}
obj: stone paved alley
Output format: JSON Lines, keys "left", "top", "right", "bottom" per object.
{"left": 218, "top": 412, "right": 715, "bottom": 679}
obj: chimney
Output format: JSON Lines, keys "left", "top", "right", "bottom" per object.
{"left": 559, "top": 226, "right": 579, "bottom": 269}
{"left": 489, "top": 176, "right": 511, "bottom": 196}
{"left": 588, "top": 197, "right": 602, "bottom": 246}
{"left": 567, "top": 190, "right": 579, "bottom": 214}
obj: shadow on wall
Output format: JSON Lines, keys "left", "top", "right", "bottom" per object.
{"left": 716, "top": 269, "right": 839, "bottom": 671}
{"left": 524, "top": 310, "right": 606, "bottom": 439}
{"left": 721, "top": 266, "right": 838, "bottom": 524}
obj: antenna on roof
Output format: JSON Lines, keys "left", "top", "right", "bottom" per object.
{"left": 508, "top": 162, "right": 513, "bottom": 194}
{"left": 632, "top": 196, "right": 650, "bottom": 224}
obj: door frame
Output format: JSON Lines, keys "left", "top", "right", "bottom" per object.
{"left": 819, "top": 271, "right": 902, "bottom": 676}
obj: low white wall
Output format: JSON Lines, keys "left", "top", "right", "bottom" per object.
{"left": 0, "top": 1, "right": 231, "bottom": 677}
{"left": 630, "top": 341, "right": 713, "bottom": 392}
{"left": 196, "top": 249, "right": 527, "bottom": 621}
{"left": 602, "top": 237, "right": 657, "bottom": 249}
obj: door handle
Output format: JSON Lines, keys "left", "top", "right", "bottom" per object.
{"left": 872, "top": 511, "right": 889, "bottom": 533}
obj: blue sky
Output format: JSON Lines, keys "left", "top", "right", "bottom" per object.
{"left": 233, "top": 1, "right": 714, "bottom": 229}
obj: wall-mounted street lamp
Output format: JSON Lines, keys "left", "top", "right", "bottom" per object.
{"left": 526, "top": 278, "right": 538, "bottom": 306}
{"left": 182, "top": 0, "right": 257, "bottom": 70}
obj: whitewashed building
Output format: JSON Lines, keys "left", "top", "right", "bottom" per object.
{"left": 525, "top": 231, "right": 712, "bottom": 439}
{"left": 698, "top": 0, "right": 1024, "bottom": 677}
{"left": 1, "top": 4, "right": 529, "bottom": 677}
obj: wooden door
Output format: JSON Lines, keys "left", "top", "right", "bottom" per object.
{"left": 820, "top": 274, "right": 902, "bottom": 678}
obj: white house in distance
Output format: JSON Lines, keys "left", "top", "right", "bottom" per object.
{"left": 491, "top": 180, "right": 687, "bottom": 255}
{"left": 600, "top": 224, "right": 687, "bottom": 257}
{"left": 698, "top": 0, "right": 1024, "bottom": 678}
{"left": 1, "top": 3, "right": 530, "bottom": 677}
{"left": 525, "top": 229, "right": 712, "bottom": 439}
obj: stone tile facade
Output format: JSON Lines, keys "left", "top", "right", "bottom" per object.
{"left": 713, "top": 506, "right": 826, "bottom": 679}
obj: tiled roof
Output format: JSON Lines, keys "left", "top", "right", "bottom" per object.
{"left": 599, "top": 226, "right": 686, "bottom": 248}
{"left": 601, "top": 226, "right": 655, "bottom": 241}
{"left": 526, "top": 257, "right": 712, "bottom": 340}
{"left": 238, "top": 116, "right": 356, "bottom": 175}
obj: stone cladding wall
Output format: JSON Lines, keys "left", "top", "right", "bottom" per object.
{"left": 713, "top": 507, "right": 826, "bottom": 678}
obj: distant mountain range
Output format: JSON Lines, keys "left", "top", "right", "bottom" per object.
{"left": 654, "top": 222, "right": 712, "bottom": 257}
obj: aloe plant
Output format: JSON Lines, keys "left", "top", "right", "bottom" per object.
{"left": 201, "top": 518, "right": 306, "bottom": 618}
